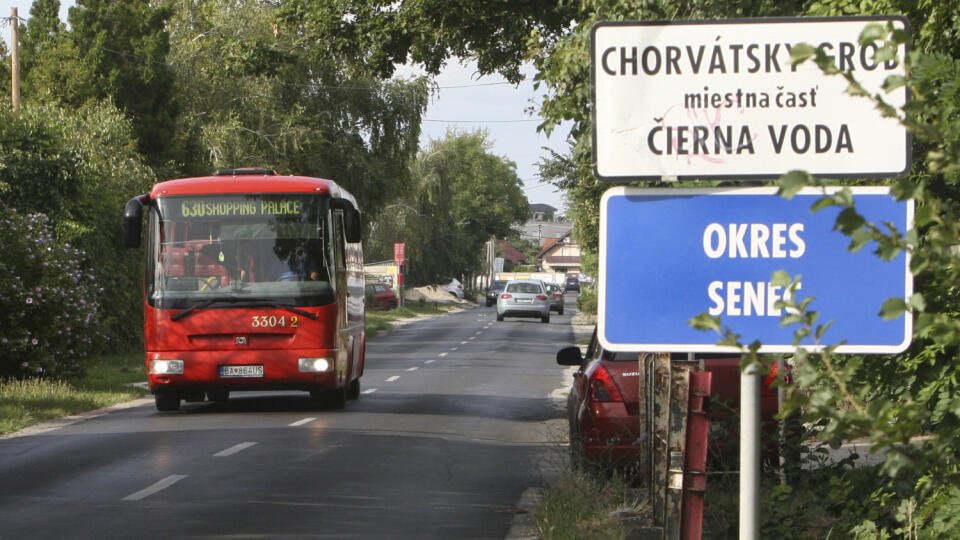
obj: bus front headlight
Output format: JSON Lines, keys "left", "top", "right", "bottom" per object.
{"left": 149, "top": 359, "right": 184, "bottom": 375}
{"left": 298, "top": 357, "right": 334, "bottom": 373}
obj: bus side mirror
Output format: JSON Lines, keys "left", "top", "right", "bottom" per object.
{"left": 344, "top": 207, "right": 362, "bottom": 243}
{"left": 123, "top": 195, "right": 146, "bottom": 248}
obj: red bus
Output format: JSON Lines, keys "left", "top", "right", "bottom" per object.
{"left": 123, "top": 169, "right": 366, "bottom": 412}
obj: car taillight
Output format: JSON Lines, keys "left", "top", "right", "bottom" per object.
{"left": 501, "top": 293, "right": 512, "bottom": 299}
{"left": 535, "top": 294, "right": 548, "bottom": 300}
{"left": 589, "top": 365, "right": 624, "bottom": 403}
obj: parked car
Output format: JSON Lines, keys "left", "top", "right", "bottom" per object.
{"left": 442, "top": 278, "right": 464, "bottom": 299}
{"left": 496, "top": 280, "right": 550, "bottom": 323}
{"left": 485, "top": 279, "right": 508, "bottom": 307}
{"left": 556, "top": 328, "right": 787, "bottom": 472}
{"left": 544, "top": 282, "right": 565, "bottom": 315}
{"left": 564, "top": 276, "right": 580, "bottom": 292}
{"left": 365, "top": 282, "right": 398, "bottom": 310}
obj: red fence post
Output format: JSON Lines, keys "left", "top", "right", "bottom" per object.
{"left": 682, "top": 371, "right": 712, "bottom": 539}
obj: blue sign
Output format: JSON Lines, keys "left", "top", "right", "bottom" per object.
{"left": 599, "top": 187, "right": 913, "bottom": 354}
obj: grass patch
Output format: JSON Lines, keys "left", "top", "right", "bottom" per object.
{"left": 365, "top": 301, "right": 458, "bottom": 335}
{"left": 0, "top": 352, "right": 148, "bottom": 436}
{"left": 535, "top": 470, "right": 646, "bottom": 539}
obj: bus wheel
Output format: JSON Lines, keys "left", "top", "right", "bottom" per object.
{"left": 207, "top": 389, "right": 229, "bottom": 402}
{"left": 348, "top": 379, "right": 360, "bottom": 400}
{"left": 155, "top": 392, "right": 180, "bottom": 412}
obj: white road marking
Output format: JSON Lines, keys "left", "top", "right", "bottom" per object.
{"left": 214, "top": 442, "right": 258, "bottom": 457}
{"left": 438, "top": 352, "right": 448, "bottom": 357}
{"left": 460, "top": 341, "right": 468, "bottom": 345}
{"left": 474, "top": 331, "right": 482, "bottom": 335}
{"left": 386, "top": 375, "right": 401, "bottom": 382}
{"left": 449, "top": 347, "right": 458, "bottom": 351}
{"left": 288, "top": 417, "right": 316, "bottom": 427}
{"left": 406, "top": 366, "right": 419, "bottom": 372}
{"left": 469, "top": 336, "right": 476, "bottom": 340}
{"left": 362, "top": 388, "right": 378, "bottom": 394}
{"left": 122, "top": 475, "right": 188, "bottom": 501}
{"left": 425, "top": 359, "right": 435, "bottom": 364}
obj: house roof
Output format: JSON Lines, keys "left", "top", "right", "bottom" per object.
{"left": 536, "top": 231, "right": 571, "bottom": 259}
{"left": 496, "top": 239, "right": 527, "bottom": 264}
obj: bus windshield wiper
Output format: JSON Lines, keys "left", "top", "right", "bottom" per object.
{"left": 235, "top": 299, "right": 319, "bottom": 320}
{"left": 171, "top": 297, "right": 318, "bottom": 322}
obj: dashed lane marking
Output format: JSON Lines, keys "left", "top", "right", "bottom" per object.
{"left": 122, "top": 475, "right": 188, "bottom": 501}
{"left": 288, "top": 417, "right": 316, "bottom": 427}
{"left": 214, "top": 442, "right": 258, "bottom": 457}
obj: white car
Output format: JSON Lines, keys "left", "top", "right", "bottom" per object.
{"left": 496, "top": 280, "right": 550, "bottom": 323}
{"left": 442, "top": 278, "right": 464, "bottom": 299}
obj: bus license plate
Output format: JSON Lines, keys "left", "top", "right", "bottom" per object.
{"left": 219, "top": 365, "right": 264, "bottom": 378}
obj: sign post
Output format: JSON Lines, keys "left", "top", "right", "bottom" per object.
{"left": 590, "top": 17, "right": 911, "bottom": 536}
{"left": 394, "top": 243, "right": 406, "bottom": 307}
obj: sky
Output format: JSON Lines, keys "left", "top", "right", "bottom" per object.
{"left": 0, "top": 0, "right": 572, "bottom": 212}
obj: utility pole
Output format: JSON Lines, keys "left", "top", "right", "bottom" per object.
{"left": 9, "top": 7, "right": 20, "bottom": 112}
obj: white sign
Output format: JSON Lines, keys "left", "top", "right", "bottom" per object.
{"left": 591, "top": 17, "right": 910, "bottom": 180}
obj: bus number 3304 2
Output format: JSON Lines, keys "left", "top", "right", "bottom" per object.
{"left": 251, "top": 315, "right": 299, "bottom": 328}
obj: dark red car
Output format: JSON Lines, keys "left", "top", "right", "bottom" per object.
{"left": 556, "top": 329, "right": 787, "bottom": 471}
{"left": 365, "top": 283, "right": 398, "bottom": 310}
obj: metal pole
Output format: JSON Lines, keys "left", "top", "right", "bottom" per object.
{"left": 777, "top": 357, "right": 786, "bottom": 486}
{"left": 739, "top": 362, "right": 761, "bottom": 539}
{"left": 10, "top": 7, "right": 20, "bottom": 112}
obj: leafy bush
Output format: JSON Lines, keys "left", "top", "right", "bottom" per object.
{"left": 0, "top": 208, "right": 104, "bottom": 379}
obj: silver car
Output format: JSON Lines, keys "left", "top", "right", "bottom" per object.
{"left": 496, "top": 280, "right": 551, "bottom": 323}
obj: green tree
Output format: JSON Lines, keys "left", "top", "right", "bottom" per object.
{"left": 275, "top": 0, "right": 578, "bottom": 84}
{"left": 368, "top": 130, "right": 528, "bottom": 284}
{"left": 0, "top": 101, "right": 154, "bottom": 366}
{"left": 62, "top": 0, "right": 180, "bottom": 167}
{"left": 166, "top": 0, "right": 430, "bottom": 219}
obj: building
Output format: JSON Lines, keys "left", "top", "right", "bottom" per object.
{"left": 537, "top": 231, "right": 581, "bottom": 275}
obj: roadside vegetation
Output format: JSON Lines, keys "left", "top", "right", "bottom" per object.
{"left": 0, "top": 353, "right": 147, "bottom": 436}
{"left": 364, "top": 301, "right": 460, "bottom": 335}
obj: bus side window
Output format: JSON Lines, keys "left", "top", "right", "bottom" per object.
{"left": 331, "top": 210, "right": 346, "bottom": 276}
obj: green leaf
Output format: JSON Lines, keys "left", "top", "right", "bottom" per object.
{"left": 777, "top": 170, "right": 811, "bottom": 199}
{"left": 690, "top": 313, "right": 721, "bottom": 332}
{"left": 834, "top": 207, "right": 866, "bottom": 235}
{"left": 880, "top": 297, "right": 908, "bottom": 320}
{"left": 789, "top": 43, "right": 817, "bottom": 66}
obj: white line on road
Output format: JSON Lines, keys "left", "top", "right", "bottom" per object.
{"left": 474, "top": 331, "right": 482, "bottom": 335}
{"left": 288, "top": 417, "right": 316, "bottom": 427}
{"left": 122, "top": 475, "right": 188, "bottom": 501}
{"left": 460, "top": 341, "right": 468, "bottom": 345}
{"left": 425, "top": 359, "right": 435, "bottom": 364}
{"left": 438, "top": 352, "right": 448, "bottom": 357}
{"left": 386, "top": 375, "right": 400, "bottom": 382}
{"left": 449, "top": 347, "right": 458, "bottom": 351}
{"left": 469, "top": 336, "right": 476, "bottom": 340}
{"left": 362, "top": 388, "right": 378, "bottom": 394}
{"left": 407, "top": 367, "right": 419, "bottom": 372}
{"left": 214, "top": 442, "right": 258, "bottom": 457}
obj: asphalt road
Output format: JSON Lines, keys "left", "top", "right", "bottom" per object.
{"left": 0, "top": 296, "right": 580, "bottom": 539}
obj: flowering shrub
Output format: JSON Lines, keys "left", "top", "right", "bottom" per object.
{"left": 0, "top": 208, "right": 105, "bottom": 379}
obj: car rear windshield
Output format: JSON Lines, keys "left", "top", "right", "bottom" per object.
{"left": 506, "top": 282, "right": 542, "bottom": 294}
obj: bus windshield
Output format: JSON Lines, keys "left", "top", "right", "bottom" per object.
{"left": 147, "top": 194, "right": 335, "bottom": 309}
